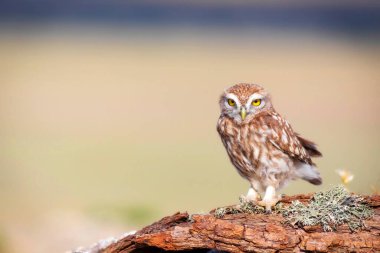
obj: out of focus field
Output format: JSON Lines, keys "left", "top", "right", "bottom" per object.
{"left": 0, "top": 26, "right": 379, "bottom": 252}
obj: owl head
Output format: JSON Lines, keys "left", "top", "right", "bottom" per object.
{"left": 219, "top": 83, "right": 273, "bottom": 123}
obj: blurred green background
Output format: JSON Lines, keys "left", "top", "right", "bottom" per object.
{"left": 0, "top": 1, "right": 379, "bottom": 252}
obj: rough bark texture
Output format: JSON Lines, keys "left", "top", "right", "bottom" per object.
{"left": 103, "top": 194, "right": 380, "bottom": 253}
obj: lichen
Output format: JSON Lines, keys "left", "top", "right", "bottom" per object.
{"left": 281, "top": 185, "right": 374, "bottom": 232}
{"left": 214, "top": 196, "right": 282, "bottom": 218}
{"left": 214, "top": 206, "right": 241, "bottom": 218}
{"left": 214, "top": 186, "right": 373, "bottom": 232}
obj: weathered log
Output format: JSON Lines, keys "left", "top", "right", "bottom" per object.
{"left": 103, "top": 194, "right": 380, "bottom": 253}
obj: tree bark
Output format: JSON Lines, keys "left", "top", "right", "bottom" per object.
{"left": 102, "top": 194, "right": 380, "bottom": 253}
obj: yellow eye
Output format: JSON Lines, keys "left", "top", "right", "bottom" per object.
{"left": 227, "top": 99, "right": 236, "bottom": 106}
{"left": 252, "top": 99, "right": 261, "bottom": 106}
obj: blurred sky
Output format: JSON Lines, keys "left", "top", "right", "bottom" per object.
{"left": 0, "top": 1, "right": 379, "bottom": 253}
{"left": 1, "top": 1, "right": 380, "bottom": 34}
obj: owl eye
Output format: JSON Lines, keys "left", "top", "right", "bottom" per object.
{"left": 252, "top": 99, "right": 262, "bottom": 106}
{"left": 227, "top": 99, "right": 236, "bottom": 106}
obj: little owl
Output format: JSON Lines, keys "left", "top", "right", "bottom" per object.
{"left": 217, "top": 83, "right": 322, "bottom": 212}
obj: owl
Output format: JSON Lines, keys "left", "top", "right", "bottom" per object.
{"left": 217, "top": 83, "right": 322, "bottom": 212}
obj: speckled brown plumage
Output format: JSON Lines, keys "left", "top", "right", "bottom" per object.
{"left": 217, "top": 83, "right": 322, "bottom": 211}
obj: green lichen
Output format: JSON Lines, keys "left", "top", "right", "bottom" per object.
{"left": 214, "top": 186, "right": 373, "bottom": 232}
{"left": 214, "top": 206, "right": 241, "bottom": 218}
{"left": 214, "top": 196, "right": 282, "bottom": 218}
{"left": 281, "top": 185, "right": 373, "bottom": 232}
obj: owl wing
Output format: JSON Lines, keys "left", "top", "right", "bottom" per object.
{"left": 296, "top": 134, "right": 322, "bottom": 157}
{"left": 263, "top": 112, "right": 314, "bottom": 165}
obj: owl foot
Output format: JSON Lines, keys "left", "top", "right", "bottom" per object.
{"left": 239, "top": 195, "right": 257, "bottom": 205}
{"left": 245, "top": 187, "right": 260, "bottom": 202}
{"left": 239, "top": 187, "right": 261, "bottom": 206}
{"left": 257, "top": 186, "right": 280, "bottom": 213}
{"left": 258, "top": 196, "right": 281, "bottom": 213}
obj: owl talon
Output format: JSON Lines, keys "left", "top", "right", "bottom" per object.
{"left": 239, "top": 194, "right": 258, "bottom": 205}
{"left": 257, "top": 186, "right": 281, "bottom": 213}
{"left": 257, "top": 197, "right": 280, "bottom": 213}
{"left": 244, "top": 187, "right": 260, "bottom": 203}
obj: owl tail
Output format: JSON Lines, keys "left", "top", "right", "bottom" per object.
{"left": 295, "top": 162, "right": 322, "bottom": 185}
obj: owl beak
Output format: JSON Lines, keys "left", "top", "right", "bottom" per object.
{"left": 240, "top": 107, "right": 247, "bottom": 120}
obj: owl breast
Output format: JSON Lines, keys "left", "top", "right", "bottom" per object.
{"left": 217, "top": 116, "right": 294, "bottom": 191}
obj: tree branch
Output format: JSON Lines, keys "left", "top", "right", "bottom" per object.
{"left": 103, "top": 194, "right": 380, "bottom": 253}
